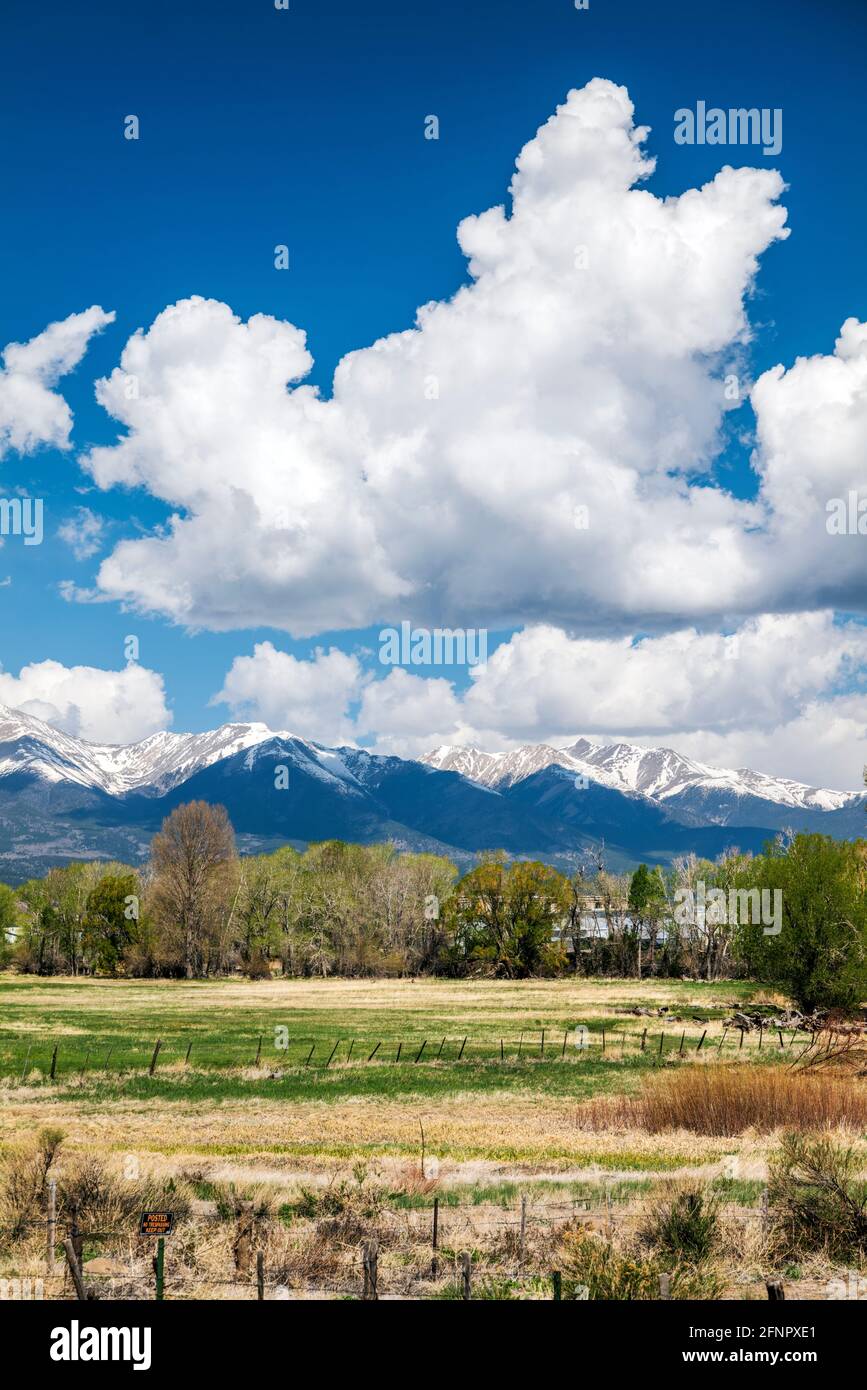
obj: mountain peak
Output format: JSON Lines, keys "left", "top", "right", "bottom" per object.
{"left": 420, "top": 738, "right": 862, "bottom": 812}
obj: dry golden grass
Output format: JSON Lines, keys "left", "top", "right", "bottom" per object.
{"left": 579, "top": 1065, "right": 867, "bottom": 1137}
{"left": 0, "top": 1086, "right": 730, "bottom": 1169}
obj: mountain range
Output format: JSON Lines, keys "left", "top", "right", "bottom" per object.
{"left": 0, "top": 703, "right": 864, "bottom": 883}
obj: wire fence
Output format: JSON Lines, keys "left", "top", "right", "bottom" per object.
{"left": 0, "top": 1020, "right": 824, "bottom": 1080}
{"left": 1, "top": 1181, "right": 783, "bottom": 1302}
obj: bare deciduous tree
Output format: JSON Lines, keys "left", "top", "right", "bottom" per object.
{"left": 150, "top": 802, "right": 237, "bottom": 978}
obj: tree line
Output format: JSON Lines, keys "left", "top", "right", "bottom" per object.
{"left": 1, "top": 800, "right": 865, "bottom": 1011}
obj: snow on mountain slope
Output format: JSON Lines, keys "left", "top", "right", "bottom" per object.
{"left": 1, "top": 701, "right": 862, "bottom": 820}
{"left": 423, "top": 743, "right": 583, "bottom": 788}
{"left": 0, "top": 704, "right": 114, "bottom": 790}
{"left": 0, "top": 704, "right": 321, "bottom": 797}
{"left": 421, "top": 738, "right": 862, "bottom": 813}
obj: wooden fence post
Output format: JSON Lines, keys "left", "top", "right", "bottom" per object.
{"left": 70, "top": 1203, "right": 83, "bottom": 1267}
{"left": 766, "top": 1280, "right": 785, "bottom": 1301}
{"left": 234, "top": 1202, "right": 254, "bottom": 1276}
{"left": 257, "top": 1251, "right": 264, "bottom": 1301}
{"left": 324, "top": 1039, "right": 340, "bottom": 1067}
{"left": 457, "top": 1037, "right": 468, "bottom": 1060}
{"left": 184, "top": 1041, "right": 193, "bottom": 1066}
{"left": 49, "top": 1044, "right": 58, "bottom": 1080}
{"left": 696, "top": 1030, "right": 707, "bottom": 1052}
{"left": 640, "top": 1028, "right": 647, "bottom": 1052}
{"left": 519, "top": 1194, "right": 528, "bottom": 1257}
{"left": 47, "top": 1179, "right": 57, "bottom": 1274}
{"left": 460, "top": 1251, "right": 472, "bottom": 1300}
{"left": 659, "top": 1272, "right": 671, "bottom": 1299}
{"left": 367, "top": 1041, "right": 381, "bottom": 1061}
{"left": 362, "top": 1240, "right": 379, "bottom": 1300}
{"left": 254, "top": 1035, "right": 263, "bottom": 1066}
{"left": 148, "top": 1039, "right": 162, "bottom": 1075}
{"left": 551, "top": 1270, "right": 562, "bottom": 1300}
{"left": 63, "top": 1238, "right": 91, "bottom": 1301}
{"left": 431, "top": 1197, "right": 439, "bottom": 1278}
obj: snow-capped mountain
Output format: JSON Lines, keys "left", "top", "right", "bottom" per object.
{"left": 422, "top": 738, "right": 862, "bottom": 817}
{"left": 0, "top": 704, "right": 864, "bottom": 882}
{"left": 0, "top": 704, "right": 304, "bottom": 797}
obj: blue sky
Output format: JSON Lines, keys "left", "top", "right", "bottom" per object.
{"left": 0, "top": 0, "right": 865, "bottom": 786}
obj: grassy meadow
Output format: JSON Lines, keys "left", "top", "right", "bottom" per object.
{"left": 0, "top": 973, "right": 821, "bottom": 1161}
{"left": 1, "top": 973, "right": 864, "bottom": 1300}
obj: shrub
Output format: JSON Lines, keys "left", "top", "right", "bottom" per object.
{"left": 209, "top": 1181, "right": 274, "bottom": 1223}
{"left": 244, "top": 953, "right": 272, "bottom": 980}
{"left": 558, "top": 1227, "right": 722, "bottom": 1300}
{"left": 768, "top": 1133, "right": 867, "bottom": 1262}
{"left": 0, "top": 1127, "right": 65, "bottom": 1248}
{"left": 639, "top": 1182, "right": 722, "bottom": 1263}
{"left": 57, "top": 1160, "right": 193, "bottom": 1242}
{"left": 579, "top": 1065, "right": 867, "bottom": 1136}
{"left": 0, "top": 1134, "right": 193, "bottom": 1258}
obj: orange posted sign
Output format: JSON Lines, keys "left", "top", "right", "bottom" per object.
{"left": 140, "top": 1211, "right": 174, "bottom": 1237}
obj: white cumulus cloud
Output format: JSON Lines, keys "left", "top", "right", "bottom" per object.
{"left": 0, "top": 307, "right": 115, "bottom": 460}
{"left": 80, "top": 80, "right": 811, "bottom": 636}
{"left": 58, "top": 506, "right": 105, "bottom": 561}
{"left": 0, "top": 659, "right": 171, "bottom": 743}
{"left": 213, "top": 642, "right": 366, "bottom": 746}
{"left": 214, "top": 612, "right": 867, "bottom": 788}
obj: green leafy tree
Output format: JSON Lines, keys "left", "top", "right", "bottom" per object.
{"left": 0, "top": 881, "right": 19, "bottom": 967}
{"left": 16, "top": 863, "right": 101, "bottom": 974}
{"left": 444, "top": 855, "right": 569, "bottom": 978}
{"left": 82, "top": 872, "right": 141, "bottom": 974}
{"left": 735, "top": 834, "right": 867, "bottom": 1012}
{"left": 628, "top": 863, "right": 666, "bottom": 975}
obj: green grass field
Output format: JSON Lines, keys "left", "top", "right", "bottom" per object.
{"left": 0, "top": 972, "right": 790, "bottom": 1107}
{"left": 0, "top": 972, "right": 800, "bottom": 1166}
{"left": 1, "top": 973, "right": 862, "bottom": 1302}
